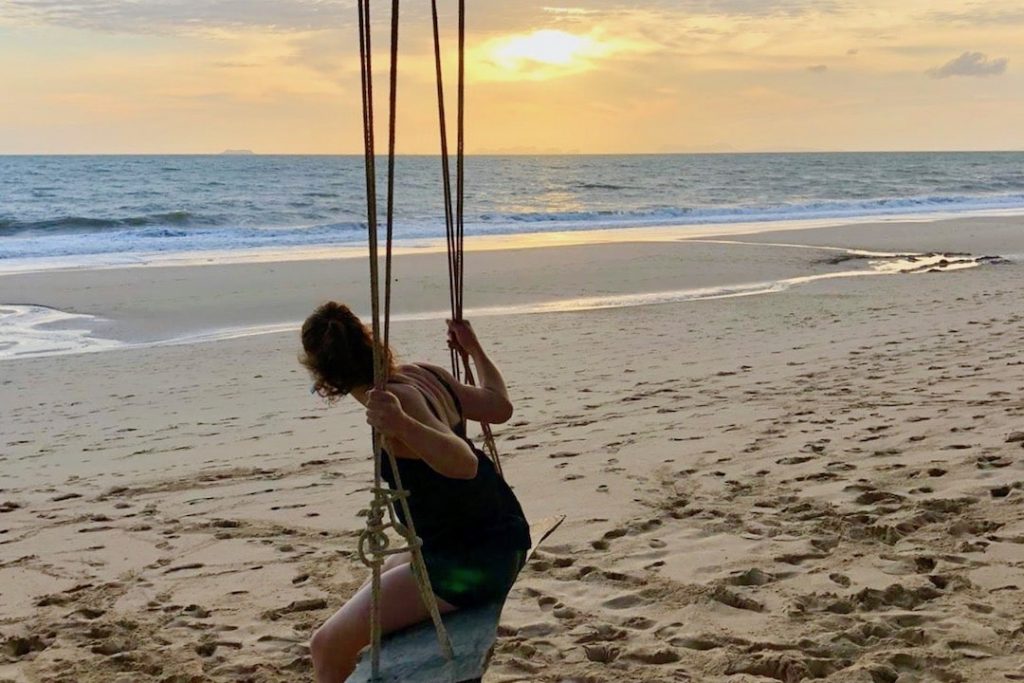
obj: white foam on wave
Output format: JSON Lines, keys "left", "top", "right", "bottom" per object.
{"left": 0, "top": 305, "right": 123, "bottom": 359}
{"left": 3, "top": 203, "right": 1024, "bottom": 277}
{"left": 0, "top": 247, "right": 998, "bottom": 361}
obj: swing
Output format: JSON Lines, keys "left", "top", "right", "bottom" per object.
{"left": 348, "top": 2, "right": 563, "bottom": 681}
{"left": 350, "top": 517, "right": 564, "bottom": 683}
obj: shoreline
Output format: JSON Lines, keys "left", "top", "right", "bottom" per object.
{"left": 0, "top": 249, "right": 998, "bottom": 361}
{"left": 3, "top": 207, "right": 1024, "bottom": 277}
{"left": 1, "top": 215, "right": 1016, "bottom": 360}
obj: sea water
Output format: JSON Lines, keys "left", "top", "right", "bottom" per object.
{"left": 2, "top": 152, "right": 1024, "bottom": 266}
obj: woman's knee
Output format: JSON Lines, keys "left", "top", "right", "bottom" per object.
{"left": 309, "top": 624, "right": 335, "bottom": 665}
{"left": 310, "top": 613, "right": 367, "bottom": 670}
{"left": 307, "top": 626, "right": 335, "bottom": 667}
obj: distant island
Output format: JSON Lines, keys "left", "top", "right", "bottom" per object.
{"left": 220, "top": 149, "right": 255, "bottom": 155}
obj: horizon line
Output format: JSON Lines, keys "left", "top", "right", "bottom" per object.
{"left": 2, "top": 149, "right": 1024, "bottom": 157}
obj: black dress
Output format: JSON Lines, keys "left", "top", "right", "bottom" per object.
{"left": 380, "top": 365, "right": 531, "bottom": 608}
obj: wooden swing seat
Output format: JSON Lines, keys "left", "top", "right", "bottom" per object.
{"left": 350, "top": 515, "right": 565, "bottom": 683}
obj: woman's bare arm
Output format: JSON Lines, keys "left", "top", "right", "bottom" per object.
{"left": 366, "top": 386, "right": 478, "bottom": 479}
{"left": 442, "top": 320, "right": 514, "bottom": 424}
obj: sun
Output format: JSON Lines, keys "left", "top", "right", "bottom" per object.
{"left": 489, "top": 30, "right": 598, "bottom": 69}
{"left": 471, "top": 28, "right": 640, "bottom": 83}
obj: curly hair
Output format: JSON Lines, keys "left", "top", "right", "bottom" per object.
{"left": 299, "top": 302, "right": 394, "bottom": 400}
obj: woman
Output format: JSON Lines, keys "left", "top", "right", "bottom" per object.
{"left": 300, "top": 302, "right": 531, "bottom": 682}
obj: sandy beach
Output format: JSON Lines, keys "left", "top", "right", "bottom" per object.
{"left": 3, "top": 215, "right": 1024, "bottom": 683}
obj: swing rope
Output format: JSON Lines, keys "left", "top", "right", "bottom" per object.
{"left": 431, "top": 0, "right": 504, "bottom": 477}
{"left": 356, "top": 0, "right": 516, "bottom": 676}
{"left": 356, "top": 1, "right": 453, "bottom": 679}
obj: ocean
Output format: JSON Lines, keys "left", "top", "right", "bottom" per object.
{"left": 2, "top": 152, "right": 1024, "bottom": 266}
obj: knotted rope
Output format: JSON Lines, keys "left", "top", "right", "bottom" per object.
{"left": 356, "top": 1, "right": 453, "bottom": 678}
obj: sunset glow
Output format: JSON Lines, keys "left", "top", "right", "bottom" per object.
{"left": 490, "top": 30, "right": 600, "bottom": 68}
{"left": 0, "top": 1, "right": 1022, "bottom": 153}
{"left": 470, "top": 29, "right": 626, "bottom": 82}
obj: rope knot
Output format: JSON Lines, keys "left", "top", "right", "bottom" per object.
{"left": 357, "top": 491, "right": 391, "bottom": 568}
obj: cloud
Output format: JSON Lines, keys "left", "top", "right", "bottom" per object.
{"left": 211, "top": 61, "right": 263, "bottom": 69}
{"left": 927, "top": 8, "right": 1024, "bottom": 27}
{"left": 678, "top": 0, "right": 840, "bottom": 16}
{"left": 807, "top": 64, "right": 828, "bottom": 73}
{"left": 567, "top": 0, "right": 839, "bottom": 17}
{"left": 541, "top": 7, "right": 600, "bottom": 16}
{"left": 0, "top": 0, "right": 353, "bottom": 34}
{"left": 0, "top": 0, "right": 843, "bottom": 39}
{"left": 927, "top": 51, "right": 1008, "bottom": 79}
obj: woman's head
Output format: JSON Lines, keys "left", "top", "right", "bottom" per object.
{"left": 300, "top": 302, "right": 391, "bottom": 399}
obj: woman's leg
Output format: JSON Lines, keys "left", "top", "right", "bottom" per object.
{"left": 310, "top": 561, "right": 456, "bottom": 683}
{"left": 350, "top": 550, "right": 412, "bottom": 594}
{"left": 383, "top": 551, "right": 412, "bottom": 572}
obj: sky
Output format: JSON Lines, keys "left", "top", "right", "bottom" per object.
{"left": 1, "top": 0, "right": 1022, "bottom": 154}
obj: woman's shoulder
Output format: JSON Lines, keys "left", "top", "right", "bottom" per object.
{"left": 390, "top": 363, "right": 462, "bottom": 423}
{"left": 401, "top": 360, "right": 444, "bottom": 373}
{"left": 387, "top": 364, "right": 446, "bottom": 402}
{"left": 383, "top": 381, "right": 432, "bottom": 414}
{"left": 411, "top": 362, "right": 458, "bottom": 382}
{"left": 395, "top": 362, "right": 457, "bottom": 385}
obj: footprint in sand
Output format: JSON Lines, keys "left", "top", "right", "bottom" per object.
{"left": 602, "top": 593, "right": 646, "bottom": 610}
{"left": 4, "top": 634, "right": 52, "bottom": 660}
{"left": 623, "top": 646, "right": 681, "bottom": 665}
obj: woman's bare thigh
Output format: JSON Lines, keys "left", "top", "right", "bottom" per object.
{"left": 319, "top": 561, "right": 457, "bottom": 658}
